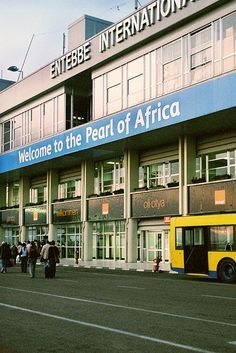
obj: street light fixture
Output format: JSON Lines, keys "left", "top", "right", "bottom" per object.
{"left": 7, "top": 65, "right": 23, "bottom": 80}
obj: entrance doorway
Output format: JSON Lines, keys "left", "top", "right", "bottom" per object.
{"left": 93, "top": 221, "right": 125, "bottom": 261}
{"left": 138, "top": 229, "right": 170, "bottom": 264}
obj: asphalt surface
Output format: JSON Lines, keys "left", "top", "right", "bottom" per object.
{"left": 0, "top": 265, "right": 235, "bottom": 353}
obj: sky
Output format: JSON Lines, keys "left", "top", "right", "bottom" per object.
{"left": 0, "top": 0, "right": 146, "bottom": 81}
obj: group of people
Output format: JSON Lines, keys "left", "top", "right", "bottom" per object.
{"left": 0, "top": 239, "right": 59, "bottom": 278}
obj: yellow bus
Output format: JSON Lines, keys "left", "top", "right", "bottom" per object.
{"left": 170, "top": 214, "right": 236, "bottom": 283}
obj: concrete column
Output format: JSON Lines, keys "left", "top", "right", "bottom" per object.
{"left": 19, "top": 176, "right": 30, "bottom": 243}
{"left": 83, "top": 221, "right": 93, "bottom": 261}
{"left": 127, "top": 218, "right": 138, "bottom": 263}
{"left": 125, "top": 150, "right": 139, "bottom": 263}
{"left": 81, "top": 160, "right": 94, "bottom": 260}
{"left": 0, "top": 183, "right": 6, "bottom": 243}
{"left": 48, "top": 224, "right": 57, "bottom": 242}
{"left": 47, "top": 170, "right": 58, "bottom": 240}
{"left": 179, "top": 135, "right": 196, "bottom": 216}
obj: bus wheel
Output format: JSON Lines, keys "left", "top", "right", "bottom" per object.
{"left": 218, "top": 260, "right": 236, "bottom": 283}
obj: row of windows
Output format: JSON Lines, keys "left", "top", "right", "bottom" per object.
{"left": 1, "top": 94, "right": 65, "bottom": 152}
{"left": 1, "top": 91, "right": 91, "bottom": 153}
{"left": 93, "top": 11, "right": 236, "bottom": 118}
{"left": 4, "top": 146, "right": 236, "bottom": 207}
{"left": 195, "top": 150, "right": 236, "bottom": 182}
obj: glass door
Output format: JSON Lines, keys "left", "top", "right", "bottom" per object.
{"left": 147, "top": 231, "right": 162, "bottom": 262}
{"left": 184, "top": 227, "right": 208, "bottom": 274}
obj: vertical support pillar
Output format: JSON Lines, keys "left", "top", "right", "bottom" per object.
{"left": 179, "top": 135, "right": 196, "bottom": 216}
{"left": 125, "top": 150, "right": 139, "bottom": 263}
{"left": 0, "top": 183, "right": 6, "bottom": 243}
{"left": 81, "top": 160, "right": 94, "bottom": 261}
{"left": 19, "top": 176, "right": 30, "bottom": 243}
{"left": 47, "top": 170, "right": 58, "bottom": 241}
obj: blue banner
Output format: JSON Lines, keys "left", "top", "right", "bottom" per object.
{"left": 0, "top": 72, "right": 235, "bottom": 174}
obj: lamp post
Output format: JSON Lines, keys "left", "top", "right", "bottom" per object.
{"left": 7, "top": 65, "right": 23, "bottom": 80}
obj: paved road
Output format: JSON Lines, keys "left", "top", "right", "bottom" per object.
{"left": 0, "top": 266, "right": 235, "bottom": 353}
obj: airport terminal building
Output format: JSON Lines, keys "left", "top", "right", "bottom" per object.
{"left": 0, "top": 0, "right": 235, "bottom": 270}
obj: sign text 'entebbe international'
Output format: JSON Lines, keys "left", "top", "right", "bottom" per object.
{"left": 50, "top": 0, "right": 196, "bottom": 79}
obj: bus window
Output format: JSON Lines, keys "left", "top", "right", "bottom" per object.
{"left": 209, "top": 226, "right": 234, "bottom": 251}
{"left": 185, "top": 229, "right": 193, "bottom": 246}
{"left": 194, "top": 228, "right": 204, "bottom": 245}
{"left": 176, "top": 228, "right": 183, "bottom": 249}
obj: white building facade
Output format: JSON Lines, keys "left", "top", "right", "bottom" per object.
{"left": 0, "top": 0, "right": 236, "bottom": 270}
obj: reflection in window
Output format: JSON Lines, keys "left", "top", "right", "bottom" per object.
{"left": 92, "top": 221, "right": 125, "bottom": 260}
{"left": 94, "top": 157, "right": 124, "bottom": 194}
{"left": 3, "top": 121, "right": 11, "bottom": 152}
{"left": 222, "top": 12, "right": 236, "bottom": 72}
{"left": 30, "top": 186, "right": 47, "bottom": 204}
{"left": 127, "top": 57, "right": 144, "bottom": 107}
{"left": 195, "top": 150, "right": 234, "bottom": 182}
{"left": 13, "top": 115, "right": 22, "bottom": 147}
{"left": 139, "top": 160, "right": 179, "bottom": 188}
{"left": 58, "top": 179, "right": 81, "bottom": 199}
{"left": 210, "top": 226, "right": 235, "bottom": 251}
{"left": 6, "top": 182, "right": 19, "bottom": 207}
{"left": 107, "top": 67, "right": 122, "bottom": 114}
{"left": 42, "top": 100, "right": 53, "bottom": 137}
{"left": 163, "top": 39, "right": 182, "bottom": 93}
{"left": 31, "top": 106, "right": 41, "bottom": 141}
{"left": 1, "top": 93, "right": 65, "bottom": 153}
{"left": 191, "top": 26, "right": 212, "bottom": 82}
{"left": 56, "top": 224, "right": 82, "bottom": 259}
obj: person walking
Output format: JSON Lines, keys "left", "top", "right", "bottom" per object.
{"left": 48, "top": 241, "right": 59, "bottom": 278}
{"left": 27, "top": 241, "right": 39, "bottom": 278}
{"left": 40, "top": 240, "right": 51, "bottom": 278}
{"left": 11, "top": 244, "right": 18, "bottom": 265}
{"left": 0, "top": 242, "right": 11, "bottom": 273}
{"left": 20, "top": 242, "right": 28, "bottom": 273}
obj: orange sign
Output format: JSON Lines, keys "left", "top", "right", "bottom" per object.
{"left": 33, "top": 211, "right": 38, "bottom": 221}
{"left": 102, "top": 202, "right": 109, "bottom": 215}
{"left": 215, "top": 190, "right": 225, "bottom": 205}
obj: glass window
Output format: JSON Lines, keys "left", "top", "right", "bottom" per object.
{"left": 42, "top": 100, "right": 53, "bottom": 137}
{"left": 229, "top": 150, "right": 236, "bottom": 179}
{"left": 209, "top": 226, "right": 235, "bottom": 251}
{"left": 13, "top": 115, "right": 22, "bottom": 147}
{"left": 55, "top": 94, "right": 65, "bottom": 133}
{"left": 127, "top": 57, "right": 144, "bottom": 106}
{"left": 22, "top": 111, "right": 31, "bottom": 145}
{"left": 94, "top": 157, "right": 124, "bottom": 194}
{"left": 163, "top": 39, "right": 182, "bottom": 93}
{"left": 31, "top": 107, "right": 41, "bottom": 141}
{"left": 139, "top": 160, "right": 179, "bottom": 188}
{"left": 94, "top": 76, "right": 104, "bottom": 119}
{"left": 149, "top": 164, "right": 164, "bottom": 187}
{"left": 222, "top": 12, "right": 236, "bottom": 73}
{"left": 176, "top": 228, "right": 183, "bottom": 249}
{"left": 30, "top": 186, "right": 47, "bottom": 204}
{"left": 107, "top": 80, "right": 122, "bottom": 114}
{"left": 191, "top": 26, "right": 212, "bottom": 83}
{"left": 3, "top": 120, "right": 11, "bottom": 152}
{"left": 56, "top": 224, "right": 82, "bottom": 259}
{"left": 58, "top": 179, "right": 81, "bottom": 199}
{"left": 194, "top": 228, "right": 204, "bottom": 245}
{"left": 208, "top": 151, "right": 228, "bottom": 181}
{"left": 138, "top": 166, "right": 147, "bottom": 188}
{"left": 194, "top": 149, "right": 235, "bottom": 182}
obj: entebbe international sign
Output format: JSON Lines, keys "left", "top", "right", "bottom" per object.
{"left": 50, "top": 0, "right": 196, "bottom": 79}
